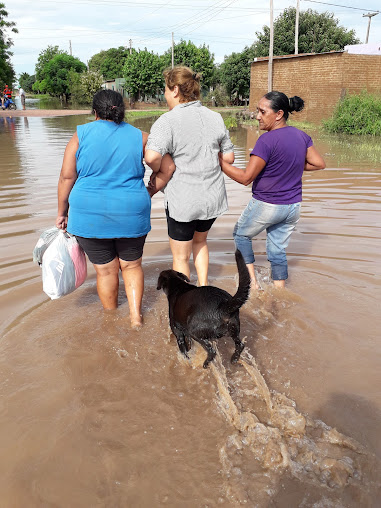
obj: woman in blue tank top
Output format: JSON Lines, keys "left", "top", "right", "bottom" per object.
{"left": 56, "top": 90, "right": 151, "bottom": 328}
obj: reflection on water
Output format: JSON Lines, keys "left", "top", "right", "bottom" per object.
{"left": 0, "top": 114, "right": 380, "bottom": 507}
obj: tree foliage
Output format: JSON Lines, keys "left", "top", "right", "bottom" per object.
{"left": 88, "top": 46, "right": 129, "bottom": 79}
{"left": 35, "top": 45, "right": 66, "bottom": 81}
{"left": 42, "top": 53, "right": 86, "bottom": 97}
{"left": 123, "top": 49, "right": 163, "bottom": 100}
{"left": 18, "top": 71, "right": 35, "bottom": 92}
{"left": 254, "top": 7, "right": 360, "bottom": 56}
{"left": 220, "top": 46, "right": 256, "bottom": 102}
{"left": 0, "top": 2, "right": 17, "bottom": 87}
{"left": 69, "top": 69, "right": 103, "bottom": 104}
{"left": 162, "top": 39, "right": 215, "bottom": 89}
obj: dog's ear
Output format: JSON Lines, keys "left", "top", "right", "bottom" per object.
{"left": 175, "top": 271, "right": 190, "bottom": 283}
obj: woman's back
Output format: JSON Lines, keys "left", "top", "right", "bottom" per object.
{"left": 148, "top": 101, "right": 233, "bottom": 221}
{"left": 68, "top": 120, "right": 151, "bottom": 239}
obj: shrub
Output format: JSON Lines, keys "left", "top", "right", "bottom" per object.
{"left": 204, "top": 84, "right": 230, "bottom": 107}
{"left": 224, "top": 116, "right": 238, "bottom": 129}
{"left": 324, "top": 91, "right": 381, "bottom": 136}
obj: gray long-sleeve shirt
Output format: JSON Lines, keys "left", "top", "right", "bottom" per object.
{"left": 146, "top": 100, "right": 234, "bottom": 222}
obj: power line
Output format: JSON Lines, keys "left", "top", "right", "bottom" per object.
{"left": 302, "top": 0, "right": 380, "bottom": 13}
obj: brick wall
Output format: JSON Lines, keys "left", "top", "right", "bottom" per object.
{"left": 249, "top": 52, "right": 381, "bottom": 122}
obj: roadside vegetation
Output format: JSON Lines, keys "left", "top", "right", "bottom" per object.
{"left": 324, "top": 92, "right": 381, "bottom": 136}
{"left": 7, "top": 3, "right": 359, "bottom": 106}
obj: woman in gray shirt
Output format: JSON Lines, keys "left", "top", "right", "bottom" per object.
{"left": 145, "top": 65, "right": 234, "bottom": 286}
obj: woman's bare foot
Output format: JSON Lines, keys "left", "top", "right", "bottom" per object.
{"left": 130, "top": 315, "right": 143, "bottom": 330}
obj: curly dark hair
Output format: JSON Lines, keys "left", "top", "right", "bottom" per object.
{"left": 92, "top": 89, "right": 125, "bottom": 124}
{"left": 264, "top": 91, "right": 304, "bottom": 121}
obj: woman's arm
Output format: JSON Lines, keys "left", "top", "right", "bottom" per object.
{"left": 142, "top": 131, "right": 149, "bottom": 155}
{"left": 304, "top": 145, "right": 326, "bottom": 171}
{"left": 220, "top": 151, "right": 235, "bottom": 164}
{"left": 147, "top": 154, "right": 176, "bottom": 197}
{"left": 56, "top": 133, "right": 78, "bottom": 230}
{"left": 144, "top": 149, "right": 163, "bottom": 172}
{"left": 219, "top": 154, "right": 266, "bottom": 186}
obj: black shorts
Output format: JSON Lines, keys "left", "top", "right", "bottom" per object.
{"left": 165, "top": 208, "right": 216, "bottom": 242}
{"left": 76, "top": 236, "right": 147, "bottom": 265}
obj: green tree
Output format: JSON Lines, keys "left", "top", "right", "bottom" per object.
{"left": 19, "top": 72, "right": 36, "bottom": 92}
{"left": 220, "top": 46, "right": 256, "bottom": 102}
{"left": 0, "top": 2, "right": 17, "bottom": 88}
{"left": 254, "top": 7, "right": 360, "bottom": 56}
{"left": 35, "top": 45, "right": 66, "bottom": 81}
{"left": 161, "top": 39, "right": 215, "bottom": 89}
{"left": 89, "top": 46, "right": 129, "bottom": 80}
{"left": 43, "top": 53, "right": 86, "bottom": 98}
{"left": 123, "top": 48, "right": 163, "bottom": 101}
{"left": 69, "top": 69, "right": 103, "bottom": 104}
{"left": 33, "top": 45, "right": 67, "bottom": 93}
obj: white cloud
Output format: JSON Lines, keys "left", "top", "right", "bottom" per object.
{"left": 5, "top": 0, "right": 381, "bottom": 77}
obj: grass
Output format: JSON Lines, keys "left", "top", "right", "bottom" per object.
{"left": 125, "top": 110, "right": 165, "bottom": 120}
{"left": 324, "top": 91, "right": 381, "bottom": 136}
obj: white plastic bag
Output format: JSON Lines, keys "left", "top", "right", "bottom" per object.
{"left": 34, "top": 228, "right": 87, "bottom": 299}
{"left": 33, "top": 226, "right": 60, "bottom": 265}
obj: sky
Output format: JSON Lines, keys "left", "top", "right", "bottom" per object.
{"left": 4, "top": 0, "right": 381, "bottom": 80}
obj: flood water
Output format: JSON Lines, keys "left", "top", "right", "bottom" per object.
{"left": 0, "top": 113, "right": 380, "bottom": 507}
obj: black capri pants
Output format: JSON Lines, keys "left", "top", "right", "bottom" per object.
{"left": 165, "top": 208, "right": 216, "bottom": 242}
{"left": 76, "top": 235, "right": 147, "bottom": 265}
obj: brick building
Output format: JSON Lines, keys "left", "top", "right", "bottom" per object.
{"left": 249, "top": 51, "right": 381, "bottom": 122}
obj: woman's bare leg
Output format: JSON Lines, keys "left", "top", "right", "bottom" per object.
{"left": 169, "top": 238, "right": 192, "bottom": 279}
{"left": 93, "top": 258, "right": 120, "bottom": 309}
{"left": 246, "top": 263, "right": 260, "bottom": 290}
{"left": 192, "top": 230, "right": 209, "bottom": 286}
{"left": 120, "top": 257, "right": 144, "bottom": 328}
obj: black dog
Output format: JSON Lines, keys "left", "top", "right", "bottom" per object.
{"left": 157, "top": 250, "right": 251, "bottom": 368}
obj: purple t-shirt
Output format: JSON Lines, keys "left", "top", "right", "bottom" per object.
{"left": 251, "top": 126, "right": 313, "bottom": 204}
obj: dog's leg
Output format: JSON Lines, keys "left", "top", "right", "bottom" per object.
{"left": 193, "top": 337, "right": 216, "bottom": 369}
{"left": 230, "top": 333, "right": 245, "bottom": 364}
{"left": 173, "top": 327, "right": 190, "bottom": 359}
{"left": 184, "top": 336, "right": 192, "bottom": 352}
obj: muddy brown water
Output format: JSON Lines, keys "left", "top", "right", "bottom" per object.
{"left": 0, "top": 114, "right": 380, "bottom": 507}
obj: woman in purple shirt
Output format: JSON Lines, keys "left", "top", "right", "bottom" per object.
{"left": 220, "top": 91, "right": 325, "bottom": 290}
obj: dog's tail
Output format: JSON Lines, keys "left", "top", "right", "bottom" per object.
{"left": 221, "top": 249, "right": 251, "bottom": 314}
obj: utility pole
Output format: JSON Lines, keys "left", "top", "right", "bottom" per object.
{"left": 171, "top": 32, "right": 174, "bottom": 68}
{"left": 129, "top": 39, "right": 132, "bottom": 55}
{"left": 295, "top": 0, "right": 300, "bottom": 55}
{"left": 363, "top": 12, "right": 378, "bottom": 44}
{"left": 268, "top": 0, "right": 274, "bottom": 92}
{"left": 69, "top": 40, "right": 72, "bottom": 56}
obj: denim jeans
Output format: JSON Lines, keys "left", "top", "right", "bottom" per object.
{"left": 233, "top": 198, "right": 301, "bottom": 280}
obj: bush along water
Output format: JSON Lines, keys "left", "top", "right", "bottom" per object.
{"left": 324, "top": 91, "right": 381, "bottom": 136}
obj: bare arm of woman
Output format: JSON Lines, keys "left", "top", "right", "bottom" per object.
{"left": 221, "top": 151, "right": 235, "bottom": 164}
{"left": 304, "top": 145, "right": 326, "bottom": 171}
{"left": 219, "top": 153, "right": 266, "bottom": 186}
{"left": 144, "top": 149, "right": 162, "bottom": 172}
{"left": 56, "top": 133, "right": 79, "bottom": 230}
{"left": 147, "top": 154, "right": 176, "bottom": 197}
{"left": 142, "top": 131, "right": 149, "bottom": 155}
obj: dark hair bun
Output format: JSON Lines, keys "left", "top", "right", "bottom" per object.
{"left": 289, "top": 96, "right": 304, "bottom": 113}
{"left": 92, "top": 89, "right": 125, "bottom": 124}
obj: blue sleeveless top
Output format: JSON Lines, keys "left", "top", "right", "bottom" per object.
{"left": 67, "top": 120, "right": 151, "bottom": 239}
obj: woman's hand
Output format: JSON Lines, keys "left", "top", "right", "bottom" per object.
{"left": 147, "top": 173, "right": 157, "bottom": 197}
{"left": 56, "top": 215, "right": 68, "bottom": 231}
{"left": 219, "top": 153, "right": 266, "bottom": 186}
